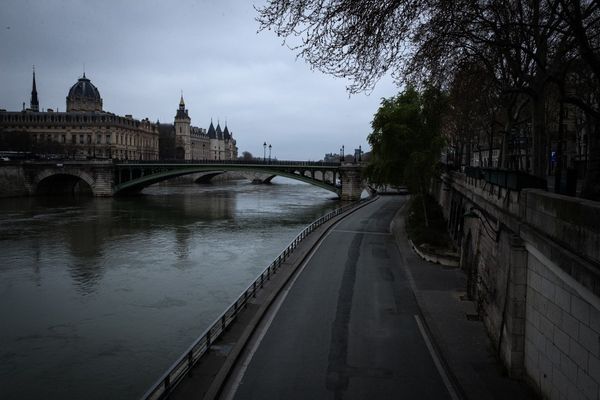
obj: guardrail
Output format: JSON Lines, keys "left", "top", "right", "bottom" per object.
{"left": 464, "top": 166, "right": 547, "bottom": 191}
{"left": 117, "top": 159, "right": 342, "bottom": 167}
{"left": 141, "top": 199, "right": 367, "bottom": 400}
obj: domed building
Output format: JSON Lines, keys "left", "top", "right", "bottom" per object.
{"left": 0, "top": 70, "right": 159, "bottom": 160}
{"left": 66, "top": 73, "right": 103, "bottom": 112}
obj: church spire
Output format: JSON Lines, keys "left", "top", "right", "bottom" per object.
{"left": 30, "top": 65, "right": 39, "bottom": 112}
{"left": 179, "top": 90, "right": 185, "bottom": 109}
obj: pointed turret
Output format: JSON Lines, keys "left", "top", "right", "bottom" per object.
{"left": 216, "top": 122, "right": 223, "bottom": 140}
{"left": 175, "top": 93, "right": 189, "bottom": 120}
{"left": 223, "top": 124, "right": 231, "bottom": 140}
{"left": 30, "top": 66, "right": 39, "bottom": 112}
{"left": 207, "top": 119, "right": 217, "bottom": 139}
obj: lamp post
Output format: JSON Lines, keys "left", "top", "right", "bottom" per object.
{"left": 268, "top": 144, "right": 272, "bottom": 163}
{"left": 263, "top": 142, "right": 267, "bottom": 162}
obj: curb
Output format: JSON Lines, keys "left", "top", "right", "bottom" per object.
{"left": 389, "top": 204, "right": 467, "bottom": 400}
{"left": 408, "top": 239, "right": 460, "bottom": 267}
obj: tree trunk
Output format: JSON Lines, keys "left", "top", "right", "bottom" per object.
{"left": 531, "top": 93, "right": 548, "bottom": 178}
{"left": 421, "top": 194, "right": 429, "bottom": 228}
{"left": 554, "top": 98, "right": 565, "bottom": 194}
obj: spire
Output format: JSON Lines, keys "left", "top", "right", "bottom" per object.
{"left": 207, "top": 119, "right": 217, "bottom": 139}
{"left": 175, "top": 91, "right": 189, "bottom": 120}
{"left": 216, "top": 121, "right": 223, "bottom": 140}
{"left": 30, "top": 65, "right": 39, "bottom": 112}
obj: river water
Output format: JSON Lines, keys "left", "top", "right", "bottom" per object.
{"left": 0, "top": 178, "right": 341, "bottom": 400}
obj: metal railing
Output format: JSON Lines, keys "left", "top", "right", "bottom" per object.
{"left": 117, "top": 159, "right": 342, "bottom": 167}
{"left": 464, "top": 166, "right": 547, "bottom": 191}
{"left": 141, "top": 199, "right": 368, "bottom": 400}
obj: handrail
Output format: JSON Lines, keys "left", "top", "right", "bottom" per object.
{"left": 140, "top": 199, "right": 368, "bottom": 400}
{"left": 116, "top": 159, "right": 342, "bottom": 167}
{"left": 464, "top": 166, "right": 547, "bottom": 191}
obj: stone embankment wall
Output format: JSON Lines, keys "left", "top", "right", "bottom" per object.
{"left": 0, "top": 162, "right": 114, "bottom": 197}
{"left": 0, "top": 164, "right": 30, "bottom": 197}
{"left": 432, "top": 172, "right": 600, "bottom": 400}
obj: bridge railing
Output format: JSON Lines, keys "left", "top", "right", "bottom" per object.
{"left": 117, "top": 159, "right": 341, "bottom": 167}
{"left": 141, "top": 198, "right": 368, "bottom": 400}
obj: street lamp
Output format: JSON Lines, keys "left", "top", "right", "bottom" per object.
{"left": 358, "top": 145, "right": 362, "bottom": 162}
{"left": 268, "top": 144, "right": 272, "bottom": 163}
{"left": 263, "top": 142, "right": 267, "bottom": 162}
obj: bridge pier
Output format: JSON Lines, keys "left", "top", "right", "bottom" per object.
{"left": 90, "top": 163, "right": 115, "bottom": 196}
{"left": 339, "top": 165, "right": 363, "bottom": 201}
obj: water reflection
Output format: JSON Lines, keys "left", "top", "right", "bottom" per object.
{"left": 0, "top": 178, "right": 340, "bottom": 400}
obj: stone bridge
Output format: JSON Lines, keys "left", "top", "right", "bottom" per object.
{"left": 2, "top": 159, "right": 365, "bottom": 200}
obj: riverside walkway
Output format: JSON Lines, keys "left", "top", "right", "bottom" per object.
{"left": 169, "top": 196, "right": 535, "bottom": 400}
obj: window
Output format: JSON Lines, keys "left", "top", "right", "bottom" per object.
{"left": 79, "top": 135, "right": 84, "bottom": 144}
{"left": 96, "top": 134, "right": 101, "bottom": 144}
{"left": 61, "top": 135, "right": 66, "bottom": 143}
{"left": 87, "top": 135, "right": 92, "bottom": 144}
{"left": 106, "top": 134, "right": 111, "bottom": 144}
{"left": 72, "top": 135, "right": 76, "bottom": 144}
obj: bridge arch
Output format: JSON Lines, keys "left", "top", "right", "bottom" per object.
{"left": 114, "top": 166, "right": 340, "bottom": 196}
{"left": 34, "top": 169, "right": 95, "bottom": 195}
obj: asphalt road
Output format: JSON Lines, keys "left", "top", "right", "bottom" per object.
{"left": 226, "top": 196, "right": 454, "bottom": 400}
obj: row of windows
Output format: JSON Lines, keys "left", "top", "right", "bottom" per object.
{"left": 31, "top": 132, "right": 158, "bottom": 148}
{"left": 73, "top": 148, "right": 158, "bottom": 160}
{"left": 0, "top": 113, "right": 156, "bottom": 130}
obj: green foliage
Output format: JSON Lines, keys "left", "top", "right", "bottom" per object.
{"left": 366, "top": 87, "right": 446, "bottom": 194}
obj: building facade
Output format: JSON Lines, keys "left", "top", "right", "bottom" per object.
{"left": 0, "top": 71, "right": 159, "bottom": 160}
{"left": 159, "top": 96, "right": 237, "bottom": 161}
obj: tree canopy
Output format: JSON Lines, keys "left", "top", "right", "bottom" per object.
{"left": 257, "top": 0, "right": 600, "bottom": 199}
{"left": 366, "top": 87, "right": 445, "bottom": 193}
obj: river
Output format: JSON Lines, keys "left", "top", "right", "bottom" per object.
{"left": 0, "top": 178, "right": 342, "bottom": 400}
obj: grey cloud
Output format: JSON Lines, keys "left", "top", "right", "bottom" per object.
{"left": 0, "top": 0, "right": 398, "bottom": 160}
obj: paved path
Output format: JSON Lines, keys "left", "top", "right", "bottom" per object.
{"left": 224, "top": 196, "right": 455, "bottom": 399}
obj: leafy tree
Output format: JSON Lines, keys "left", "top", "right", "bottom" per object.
{"left": 0, "top": 130, "right": 32, "bottom": 152}
{"left": 241, "top": 151, "right": 254, "bottom": 161}
{"left": 366, "top": 87, "right": 445, "bottom": 225}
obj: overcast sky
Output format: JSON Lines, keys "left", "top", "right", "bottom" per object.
{"left": 0, "top": 0, "right": 399, "bottom": 160}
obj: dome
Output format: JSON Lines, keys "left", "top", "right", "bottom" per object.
{"left": 66, "top": 73, "right": 103, "bottom": 112}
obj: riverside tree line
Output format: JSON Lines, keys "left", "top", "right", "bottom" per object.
{"left": 257, "top": 0, "right": 600, "bottom": 200}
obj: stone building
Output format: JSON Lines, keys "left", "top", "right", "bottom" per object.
{"left": 0, "top": 71, "right": 159, "bottom": 160}
{"left": 158, "top": 95, "right": 237, "bottom": 160}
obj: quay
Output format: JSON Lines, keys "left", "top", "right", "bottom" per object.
{"left": 155, "top": 196, "right": 534, "bottom": 400}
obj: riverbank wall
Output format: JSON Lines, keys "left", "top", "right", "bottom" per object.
{"left": 0, "top": 164, "right": 29, "bottom": 197}
{"left": 430, "top": 171, "right": 600, "bottom": 400}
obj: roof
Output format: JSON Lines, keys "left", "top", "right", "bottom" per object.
{"left": 67, "top": 73, "right": 101, "bottom": 101}
{"left": 207, "top": 120, "right": 217, "bottom": 139}
{"left": 216, "top": 123, "right": 223, "bottom": 139}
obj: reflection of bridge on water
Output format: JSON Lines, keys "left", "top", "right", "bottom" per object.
{"left": 16, "top": 159, "right": 365, "bottom": 200}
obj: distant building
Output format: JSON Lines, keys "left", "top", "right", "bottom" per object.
{"left": 324, "top": 152, "right": 340, "bottom": 162}
{"left": 158, "top": 95, "right": 237, "bottom": 160}
{"left": 0, "top": 70, "right": 159, "bottom": 160}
